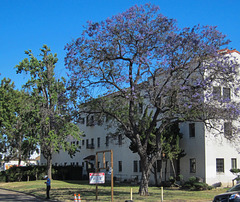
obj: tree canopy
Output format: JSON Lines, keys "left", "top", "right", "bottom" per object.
{"left": 65, "top": 4, "right": 240, "bottom": 195}
{"left": 15, "top": 45, "right": 81, "bottom": 178}
{"left": 0, "top": 78, "right": 38, "bottom": 165}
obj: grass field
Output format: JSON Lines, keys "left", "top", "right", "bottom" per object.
{"left": 0, "top": 180, "right": 229, "bottom": 201}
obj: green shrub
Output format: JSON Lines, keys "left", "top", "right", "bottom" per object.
{"left": 230, "top": 168, "right": 240, "bottom": 174}
{"left": 4, "top": 166, "right": 25, "bottom": 182}
{"left": 176, "top": 174, "right": 184, "bottom": 182}
{"left": 4, "top": 165, "right": 46, "bottom": 182}
{"left": 182, "top": 176, "right": 211, "bottom": 191}
{"left": 2, "top": 165, "right": 83, "bottom": 182}
{"left": 0, "top": 171, "right": 6, "bottom": 182}
{"left": 169, "top": 176, "right": 175, "bottom": 185}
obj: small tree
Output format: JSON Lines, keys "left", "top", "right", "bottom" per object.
{"left": 15, "top": 45, "right": 81, "bottom": 178}
{"left": 161, "top": 123, "right": 185, "bottom": 180}
{"left": 230, "top": 168, "right": 240, "bottom": 183}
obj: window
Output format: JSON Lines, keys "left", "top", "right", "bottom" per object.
{"left": 232, "top": 158, "right": 237, "bottom": 169}
{"left": 86, "top": 138, "right": 95, "bottom": 149}
{"left": 216, "top": 158, "right": 224, "bottom": 172}
{"left": 223, "top": 87, "right": 231, "bottom": 101}
{"left": 224, "top": 122, "right": 232, "bottom": 139}
{"left": 86, "top": 139, "right": 89, "bottom": 149}
{"left": 86, "top": 115, "right": 95, "bottom": 126}
{"left": 97, "top": 137, "right": 100, "bottom": 147}
{"left": 79, "top": 117, "right": 85, "bottom": 124}
{"left": 213, "top": 86, "right": 221, "bottom": 100}
{"left": 189, "top": 123, "right": 195, "bottom": 137}
{"left": 82, "top": 140, "right": 85, "bottom": 146}
{"left": 106, "top": 136, "right": 109, "bottom": 147}
{"left": 190, "top": 158, "right": 196, "bottom": 173}
{"left": 118, "top": 135, "right": 123, "bottom": 145}
{"left": 118, "top": 161, "right": 122, "bottom": 172}
{"left": 213, "top": 86, "right": 231, "bottom": 102}
{"left": 96, "top": 114, "right": 104, "bottom": 125}
{"left": 106, "top": 161, "right": 109, "bottom": 169}
{"left": 133, "top": 160, "right": 138, "bottom": 172}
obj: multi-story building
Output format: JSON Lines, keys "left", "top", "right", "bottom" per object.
{"left": 41, "top": 49, "right": 240, "bottom": 186}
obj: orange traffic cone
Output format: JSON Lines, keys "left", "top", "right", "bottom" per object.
{"left": 74, "top": 193, "right": 77, "bottom": 202}
{"left": 78, "top": 194, "right": 81, "bottom": 202}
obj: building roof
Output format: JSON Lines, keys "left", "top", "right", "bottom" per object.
{"left": 218, "top": 48, "right": 240, "bottom": 55}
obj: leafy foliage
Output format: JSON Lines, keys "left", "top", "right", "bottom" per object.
{"left": 0, "top": 79, "right": 38, "bottom": 164}
{"left": 15, "top": 45, "right": 81, "bottom": 178}
{"left": 0, "top": 165, "right": 83, "bottom": 182}
{"left": 65, "top": 4, "right": 239, "bottom": 195}
{"left": 230, "top": 168, "right": 240, "bottom": 181}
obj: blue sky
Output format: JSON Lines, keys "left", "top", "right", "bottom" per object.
{"left": 1, "top": 0, "right": 240, "bottom": 89}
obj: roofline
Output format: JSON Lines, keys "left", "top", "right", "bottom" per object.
{"left": 218, "top": 48, "right": 240, "bottom": 55}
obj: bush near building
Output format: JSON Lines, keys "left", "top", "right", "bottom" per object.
{"left": 182, "top": 176, "right": 213, "bottom": 191}
{"left": 0, "top": 165, "right": 83, "bottom": 182}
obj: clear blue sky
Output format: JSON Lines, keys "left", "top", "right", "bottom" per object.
{"left": 1, "top": 0, "right": 240, "bottom": 89}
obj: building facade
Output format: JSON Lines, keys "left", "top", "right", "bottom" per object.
{"left": 41, "top": 50, "right": 240, "bottom": 186}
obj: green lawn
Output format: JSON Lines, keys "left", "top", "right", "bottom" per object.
{"left": 0, "top": 180, "right": 229, "bottom": 201}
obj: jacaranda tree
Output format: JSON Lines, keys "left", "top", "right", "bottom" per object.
{"left": 65, "top": 4, "right": 240, "bottom": 195}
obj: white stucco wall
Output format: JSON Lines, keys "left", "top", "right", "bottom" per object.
{"left": 179, "top": 121, "right": 240, "bottom": 187}
{"left": 205, "top": 125, "right": 240, "bottom": 187}
{"left": 179, "top": 122, "right": 206, "bottom": 182}
{"left": 48, "top": 121, "right": 143, "bottom": 182}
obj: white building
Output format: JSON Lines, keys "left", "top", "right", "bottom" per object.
{"left": 1, "top": 156, "right": 40, "bottom": 171}
{"left": 41, "top": 49, "right": 240, "bottom": 187}
{"left": 180, "top": 121, "right": 240, "bottom": 187}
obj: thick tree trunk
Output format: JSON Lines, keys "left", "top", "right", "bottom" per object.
{"left": 139, "top": 170, "right": 150, "bottom": 196}
{"left": 138, "top": 155, "right": 150, "bottom": 196}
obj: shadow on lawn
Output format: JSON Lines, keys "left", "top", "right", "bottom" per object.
{"left": 60, "top": 180, "right": 139, "bottom": 187}
{"left": 49, "top": 187, "right": 136, "bottom": 201}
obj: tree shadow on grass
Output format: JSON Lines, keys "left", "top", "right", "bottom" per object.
{"left": 49, "top": 187, "right": 138, "bottom": 201}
